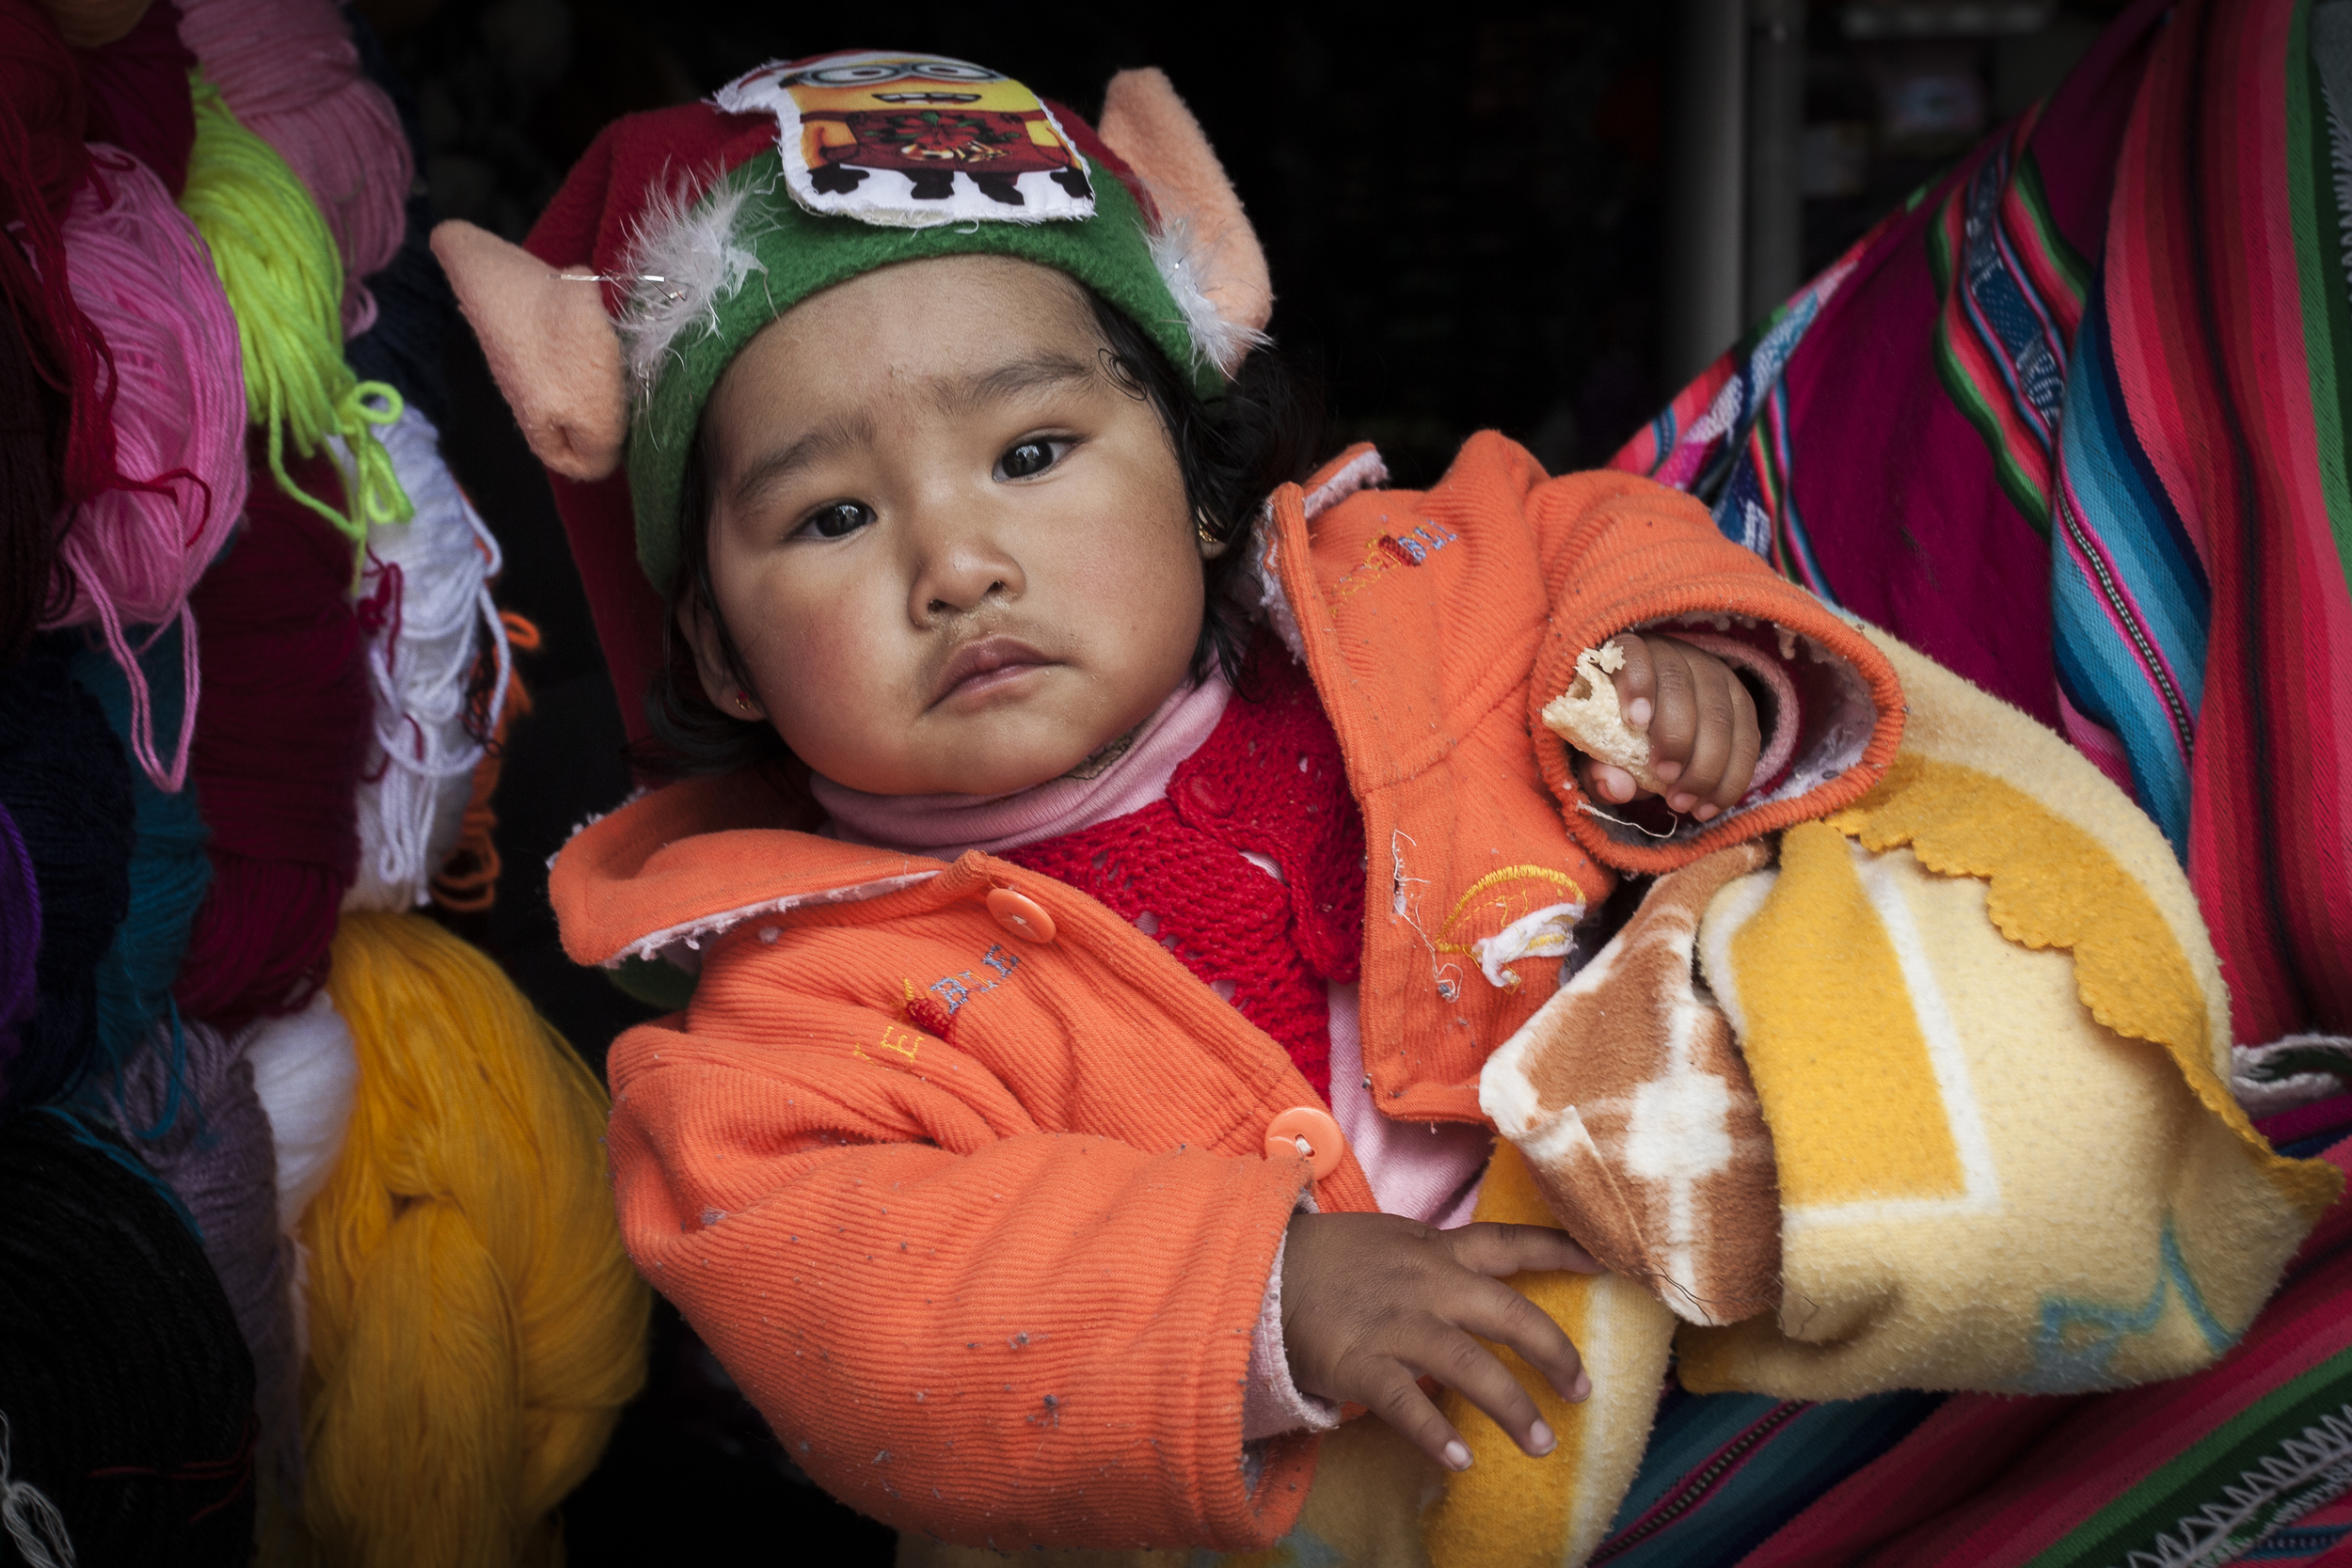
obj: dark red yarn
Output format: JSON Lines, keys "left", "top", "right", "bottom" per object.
{"left": 74, "top": 0, "right": 197, "bottom": 198}
{"left": 174, "top": 444, "right": 369, "bottom": 1030}
{"left": 0, "top": 0, "right": 119, "bottom": 512}
{"left": 0, "top": 276, "right": 61, "bottom": 671}
{"left": 1003, "top": 641, "right": 1366, "bottom": 1100}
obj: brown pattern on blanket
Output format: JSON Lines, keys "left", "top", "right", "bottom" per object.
{"left": 1483, "top": 842, "right": 1782, "bottom": 1326}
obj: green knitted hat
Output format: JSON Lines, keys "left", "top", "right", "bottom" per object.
{"left": 608, "top": 51, "right": 1267, "bottom": 593}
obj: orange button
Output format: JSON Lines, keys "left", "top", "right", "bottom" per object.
{"left": 985, "top": 887, "right": 1057, "bottom": 944}
{"left": 1263, "top": 1105, "right": 1346, "bottom": 1180}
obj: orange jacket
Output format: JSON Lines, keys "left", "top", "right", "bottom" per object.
{"left": 551, "top": 436, "right": 1905, "bottom": 1551}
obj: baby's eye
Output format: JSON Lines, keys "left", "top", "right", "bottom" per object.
{"left": 796, "top": 500, "right": 874, "bottom": 541}
{"left": 993, "top": 438, "right": 1069, "bottom": 482}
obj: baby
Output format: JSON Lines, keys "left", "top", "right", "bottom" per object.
{"left": 439, "top": 50, "right": 1903, "bottom": 1554}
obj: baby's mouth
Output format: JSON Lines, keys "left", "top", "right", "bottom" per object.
{"left": 873, "top": 92, "right": 981, "bottom": 104}
{"left": 930, "top": 635, "right": 1054, "bottom": 708}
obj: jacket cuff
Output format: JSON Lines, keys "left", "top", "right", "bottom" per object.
{"left": 1242, "top": 1230, "right": 1345, "bottom": 1442}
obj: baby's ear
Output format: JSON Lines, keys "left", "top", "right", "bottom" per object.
{"left": 1096, "top": 69, "right": 1273, "bottom": 368}
{"left": 430, "top": 220, "right": 628, "bottom": 482}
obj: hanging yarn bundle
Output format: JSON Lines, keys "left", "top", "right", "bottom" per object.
{"left": 71, "top": 619, "right": 213, "bottom": 1073}
{"left": 40, "top": 145, "right": 247, "bottom": 792}
{"left": 73, "top": 0, "right": 198, "bottom": 197}
{"left": 345, "top": 404, "right": 511, "bottom": 912}
{"left": 175, "top": 451, "right": 369, "bottom": 1031}
{"left": 0, "top": 287, "right": 62, "bottom": 673}
{"left": 300, "top": 912, "right": 648, "bottom": 1568}
{"left": 0, "top": 1108, "right": 258, "bottom": 1567}
{"left": 177, "top": 0, "right": 413, "bottom": 339}
{"left": 431, "top": 610, "right": 536, "bottom": 914}
{"left": 241, "top": 986, "right": 357, "bottom": 1238}
{"left": 0, "top": 0, "right": 127, "bottom": 523}
{"left": 103, "top": 1015, "right": 303, "bottom": 1500}
{"left": 178, "top": 76, "right": 408, "bottom": 557}
{"left": 0, "top": 641, "right": 133, "bottom": 1111}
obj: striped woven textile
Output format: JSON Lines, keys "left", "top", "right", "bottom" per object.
{"left": 1594, "top": 0, "right": 2352, "bottom": 1559}
{"left": 1609, "top": 0, "right": 2352, "bottom": 1049}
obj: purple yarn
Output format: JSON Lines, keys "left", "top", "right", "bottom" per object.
{"left": 0, "top": 800, "right": 40, "bottom": 1073}
{"left": 106, "top": 1017, "right": 302, "bottom": 1495}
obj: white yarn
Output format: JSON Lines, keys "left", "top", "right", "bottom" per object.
{"left": 339, "top": 405, "right": 511, "bottom": 911}
{"left": 242, "top": 989, "right": 361, "bottom": 1235}
{"left": 0, "top": 1412, "right": 75, "bottom": 1568}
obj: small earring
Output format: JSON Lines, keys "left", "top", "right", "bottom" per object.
{"left": 733, "top": 689, "right": 757, "bottom": 715}
{"left": 1195, "top": 506, "right": 1231, "bottom": 561}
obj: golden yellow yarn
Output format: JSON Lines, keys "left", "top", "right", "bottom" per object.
{"left": 296, "top": 912, "right": 648, "bottom": 1568}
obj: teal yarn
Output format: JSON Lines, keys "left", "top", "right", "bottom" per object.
{"left": 70, "top": 622, "right": 212, "bottom": 1101}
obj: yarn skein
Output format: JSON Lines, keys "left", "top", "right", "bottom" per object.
{"left": 40, "top": 145, "right": 246, "bottom": 792}
{"left": 174, "top": 450, "right": 368, "bottom": 1031}
{"left": 240, "top": 988, "right": 357, "bottom": 1246}
{"left": 103, "top": 1015, "right": 303, "bottom": 1501}
{"left": 430, "top": 611, "right": 535, "bottom": 914}
{"left": 179, "top": 76, "right": 409, "bottom": 558}
{"left": 0, "top": 0, "right": 120, "bottom": 506}
{"left": 0, "top": 1410, "right": 75, "bottom": 1568}
{"left": 0, "top": 285, "right": 61, "bottom": 673}
{"left": 345, "top": 405, "right": 511, "bottom": 912}
{"left": 73, "top": 0, "right": 198, "bottom": 198}
{"left": 300, "top": 912, "right": 649, "bottom": 1568}
{"left": 175, "top": 0, "right": 412, "bottom": 338}
{"left": 0, "top": 1108, "right": 258, "bottom": 1566}
{"left": 0, "top": 640, "right": 133, "bottom": 1111}
{"left": 70, "top": 619, "right": 212, "bottom": 1072}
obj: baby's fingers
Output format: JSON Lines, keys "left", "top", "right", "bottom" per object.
{"left": 1606, "top": 636, "right": 1659, "bottom": 731}
{"left": 1359, "top": 1361, "right": 1479, "bottom": 1471}
{"left": 1406, "top": 1323, "right": 1564, "bottom": 1462}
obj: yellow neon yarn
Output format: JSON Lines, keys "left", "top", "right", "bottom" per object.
{"left": 180, "top": 76, "right": 410, "bottom": 553}
{"left": 298, "top": 912, "right": 648, "bottom": 1567}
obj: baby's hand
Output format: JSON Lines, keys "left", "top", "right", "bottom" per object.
{"left": 1280, "top": 1212, "right": 1598, "bottom": 1470}
{"left": 1579, "top": 635, "right": 1761, "bottom": 821}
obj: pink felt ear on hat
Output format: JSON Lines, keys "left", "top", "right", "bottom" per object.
{"left": 1096, "top": 69, "right": 1273, "bottom": 372}
{"left": 430, "top": 219, "right": 628, "bottom": 482}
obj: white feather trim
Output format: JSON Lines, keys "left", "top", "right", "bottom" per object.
{"left": 1146, "top": 214, "right": 1268, "bottom": 379}
{"left": 616, "top": 166, "right": 775, "bottom": 414}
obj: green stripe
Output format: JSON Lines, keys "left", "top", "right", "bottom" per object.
{"left": 2010, "top": 149, "right": 2094, "bottom": 312}
{"left": 1924, "top": 162, "right": 2058, "bottom": 534}
{"left": 2027, "top": 1345, "right": 2352, "bottom": 1568}
{"left": 2288, "top": 0, "right": 2352, "bottom": 592}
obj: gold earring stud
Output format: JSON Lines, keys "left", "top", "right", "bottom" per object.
{"left": 1195, "top": 507, "right": 1231, "bottom": 561}
{"left": 734, "top": 689, "right": 756, "bottom": 715}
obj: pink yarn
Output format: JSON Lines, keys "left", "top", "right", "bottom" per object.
{"left": 39, "top": 146, "right": 247, "bottom": 793}
{"left": 175, "top": 0, "right": 412, "bottom": 338}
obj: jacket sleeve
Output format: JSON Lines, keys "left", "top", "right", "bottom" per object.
{"left": 603, "top": 1003, "right": 1319, "bottom": 1552}
{"left": 1523, "top": 469, "right": 1907, "bottom": 875}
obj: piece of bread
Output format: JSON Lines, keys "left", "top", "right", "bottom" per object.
{"left": 1541, "top": 642, "right": 1672, "bottom": 794}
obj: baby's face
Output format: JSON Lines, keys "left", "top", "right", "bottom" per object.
{"left": 688, "top": 255, "right": 1203, "bottom": 797}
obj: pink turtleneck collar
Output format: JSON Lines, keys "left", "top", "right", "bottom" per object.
{"left": 810, "top": 672, "right": 1234, "bottom": 860}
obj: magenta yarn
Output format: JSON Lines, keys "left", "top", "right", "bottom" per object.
{"left": 175, "top": 0, "right": 412, "bottom": 337}
{"left": 37, "top": 147, "right": 246, "bottom": 794}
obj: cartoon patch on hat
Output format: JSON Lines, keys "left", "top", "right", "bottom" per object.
{"left": 712, "top": 52, "right": 1096, "bottom": 228}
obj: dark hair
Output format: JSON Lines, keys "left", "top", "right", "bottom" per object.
{"left": 636, "top": 285, "right": 1327, "bottom": 778}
